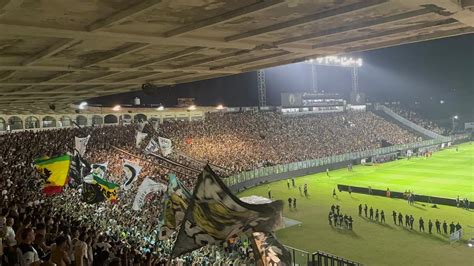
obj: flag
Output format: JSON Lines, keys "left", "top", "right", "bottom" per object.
{"left": 250, "top": 232, "right": 291, "bottom": 266}
{"left": 136, "top": 131, "right": 148, "bottom": 148}
{"left": 82, "top": 182, "right": 106, "bottom": 204}
{"left": 34, "top": 155, "right": 71, "bottom": 195}
{"left": 94, "top": 174, "right": 120, "bottom": 202}
{"left": 158, "top": 137, "right": 173, "bottom": 156}
{"left": 84, "top": 163, "right": 108, "bottom": 184}
{"left": 144, "top": 138, "right": 159, "bottom": 154}
{"left": 158, "top": 173, "right": 192, "bottom": 240}
{"left": 68, "top": 152, "right": 90, "bottom": 187}
{"left": 75, "top": 135, "right": 90, "bottom": 156}
{"left": 122, "top": 160, "right": 142, "bottom": 190}
{"left": 171, "top": 165, "right": 283, "bottom": 258}
{"left": 132, "top": 177, "right": 167, "bottom": 210}
{"left": 137, "top": 121, "right": 148, "bottom": 132}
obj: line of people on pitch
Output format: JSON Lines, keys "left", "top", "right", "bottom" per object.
{"left": 358, "top": 204, "right": 386, "bottom": 223}
{"left": 328, "top": 205, "right": 353, "bottom": 230}
{"left": 391, "top": 211, "right": 462, "bottom": 235}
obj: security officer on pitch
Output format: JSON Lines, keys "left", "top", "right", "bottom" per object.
{"left": 358, "top": 204, "right": 362, "bottom": 216}
{"left": 428, "top": 219, "right": 433, "bottom": 234}
{"left": 398, "top": 212, "right": 403, "bottom": 226}
{"left": 435, "top": 219, "right": 441, "bottom": 233}
{"left": 442, "top": 220, "right": 448, "bottom": 234}
{"left": 392, "top": 211, "right": 397, "bottom": 225}
{"left": 369, "top": 207, "right": 374, "bottom": 220}
{"left": 364, "top": 204, "right": 368, "bottom": 217}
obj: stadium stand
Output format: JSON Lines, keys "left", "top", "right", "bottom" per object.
{"left": 0, "top": 111, "right": 423, "bottom": 264}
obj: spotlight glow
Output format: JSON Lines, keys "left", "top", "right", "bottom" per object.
{"left": 306, "top": 55, "right": 363, "bottom": 67}
{"left": 188, "top": 105, "right": 196, "bottom": 111}
{"left": 112, "top": 105, "right": 121, "bottom": 111}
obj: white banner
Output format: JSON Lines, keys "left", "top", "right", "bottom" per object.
{"left": 75, "top": 135, "right": 90, "bottom": 156}
{"left": 122, "top": 160, "right": 142, "bottom": 190}
{"left": 136, "top": 131, "right": 148, "bottom": 148}
{"left": 158, "top": 137, "right": 173, "bottom": 156}
{"left": 132, "top": 177, "right": 167, "bottom": 211}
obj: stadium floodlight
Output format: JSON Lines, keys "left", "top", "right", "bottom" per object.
{"left": 112, "top": 105, "right": 121, "bottom": 111}
{"left": 305, "top": 55, "right": 363, "bottom": 67}
{"left": 440, "top": 100, "right": 444, "bottom": 104}
{"left": 216, "top": 104, "right": 224, "bottom": 110}
{"left": 453, "top": 115, "right": 459, "bottom": 119}
{"left": 78, "top": 102, "right": 88, "bottom": 110}
{"left": 188, "top": 105, "right": 196, "bottom": 111}
{"left": 156, "top": 105, "right": 164, "bottom": 111}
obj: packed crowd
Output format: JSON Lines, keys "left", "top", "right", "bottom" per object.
{"left": 0, "top": 110, "right": 420, "bottom": 265}
{"left": 162, "top": 111, "right": 419, "bottom": 172}
{"left": 389, "top": 106, "right": 447, "bottom": 135}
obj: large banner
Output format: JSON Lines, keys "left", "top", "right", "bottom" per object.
{"left": 171, "top": 165, "right": 283, "bottom": 258}
{"left": 75, "top": 135, "right": 90, "bottom": 156}
{"left": 132, "top": 177, "right": 167, "bottom": 210}
{"left": 144, "top": 139, "right": 159, "bottom": 154}
{"left": 158, "top": 174, "right": 192, "bottom": 240}
{"left": 158, "top": 137, "right": 173, "bottom": 156}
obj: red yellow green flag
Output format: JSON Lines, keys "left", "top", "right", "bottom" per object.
{"left": 34, "top": 155, "right": 71, "bottom": 195}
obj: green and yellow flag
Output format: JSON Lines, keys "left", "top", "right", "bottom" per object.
{"left": 34, "top": 155, "right": 71, "bottom": 195}
{"left": 93, "top": 174, "right": 120, "bottom": 203}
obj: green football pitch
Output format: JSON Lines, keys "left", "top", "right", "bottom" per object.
{"left": 238, "top": 142, "right": 474, "bottom": 266}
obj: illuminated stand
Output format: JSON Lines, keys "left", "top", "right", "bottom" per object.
{"left": 305, "top": 56, "right": 363, "bottom": 95}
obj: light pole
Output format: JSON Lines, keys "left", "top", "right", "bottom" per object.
{"left": 452, "top": 115, "right": 458, "bottom": 133}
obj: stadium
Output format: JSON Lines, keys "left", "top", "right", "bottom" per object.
{"left": 0, "top": 1, "right": 473, "bottom": 266}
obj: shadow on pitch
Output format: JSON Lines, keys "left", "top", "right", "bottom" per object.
{"left": 329, "top": 226, "right": 361, "bottom": 239}
{"left": 359, "top": 216, "right": 394, "bottom": 230}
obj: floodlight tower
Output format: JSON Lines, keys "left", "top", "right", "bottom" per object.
{"left": 257, "top": 69, "right": 267, "bottom": 107}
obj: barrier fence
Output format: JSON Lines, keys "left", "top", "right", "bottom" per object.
{"left": 284, "top": 245, "right": 362, "bottom": 266}
{"left": 224, "top": 134, "right": 470, "bottom": 189}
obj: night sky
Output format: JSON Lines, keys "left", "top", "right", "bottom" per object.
{"left": 90, "top": 34, "right": 473, "bottom": 124}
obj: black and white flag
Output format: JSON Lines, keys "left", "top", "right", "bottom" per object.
{"left": 75, "top": 135, "right": 90, "bottom": 156}
{"left": 144, "top": 139, "right": 159, "bottom": 154}
{"left": 122, "top": 160, "right": 142, "bottom": 190}
{"left": 132, "top": 177, "right": 167, "bottom": 211}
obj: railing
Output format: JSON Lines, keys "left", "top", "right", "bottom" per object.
{"left": 224, "top": 135, "right": 468, "bottom": 188}
{"left": 283, "top": 245, "right": 362, "bottom": 266}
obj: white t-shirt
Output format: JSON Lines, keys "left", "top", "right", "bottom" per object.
{"left": 5, "top": 226, "right": 16, "bottom": 246}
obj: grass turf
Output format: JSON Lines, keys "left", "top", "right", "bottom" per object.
{"left": 238, "top": 142, "right": 474, "bottom": 266}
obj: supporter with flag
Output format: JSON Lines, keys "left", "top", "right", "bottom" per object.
{"left": 34, "top": 154, "right": 71, "bottom": 195}
{"left": 171, "top": 165, "right": 283, "bottom": 258}
{"left": 158, "top": 173, "right": 192, "bottom": 240}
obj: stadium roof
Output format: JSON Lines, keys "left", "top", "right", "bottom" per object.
{"left": 0, "top": 0, "right": 473, "bottom": 114}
